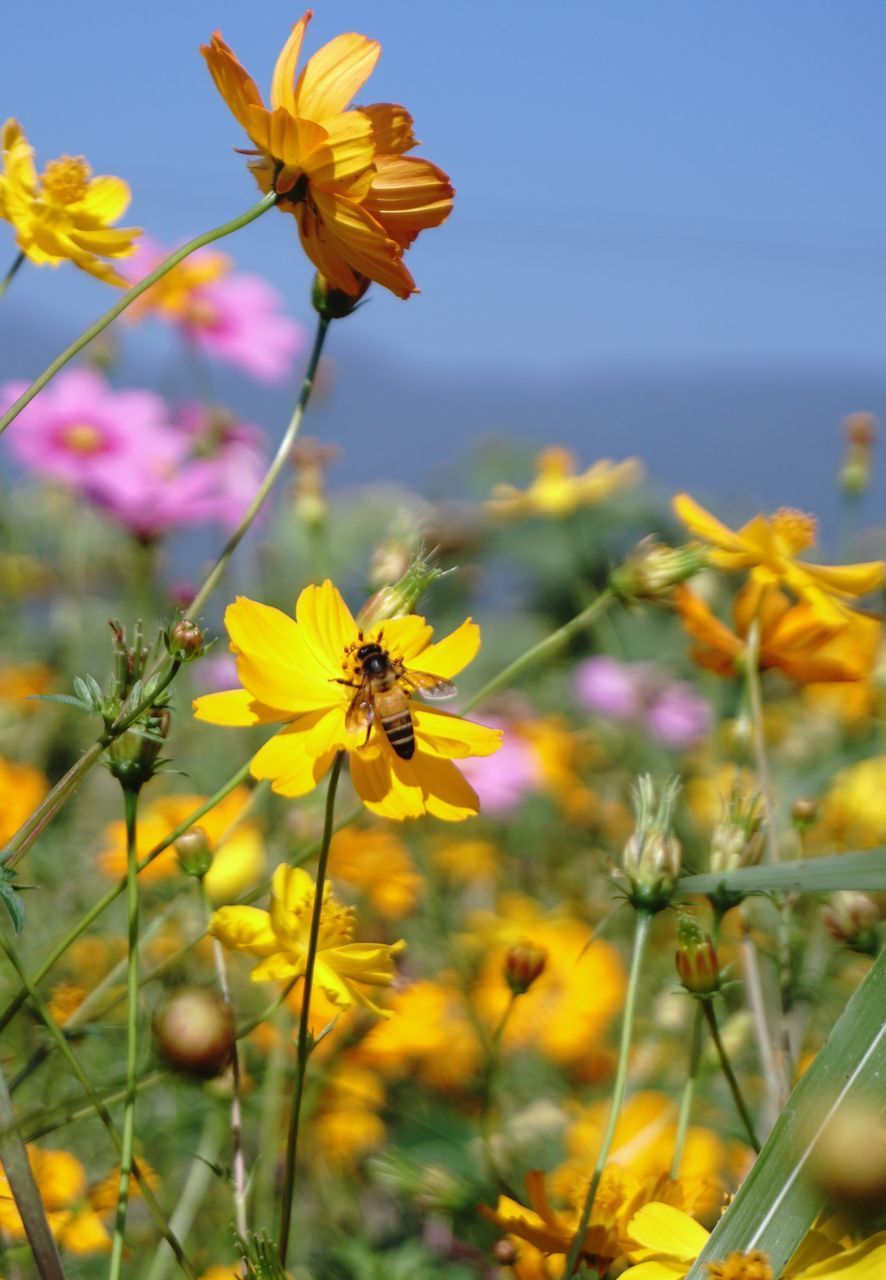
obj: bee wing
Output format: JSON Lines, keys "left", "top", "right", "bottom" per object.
{"left": 404, "top": 669, "right": 458, "bottom": 701}
{"left": 345, "top": 679, "right": 375, "bottom": 733}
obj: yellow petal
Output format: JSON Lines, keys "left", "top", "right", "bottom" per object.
{"left": 247, "top": 105, "right": 326, "bottom": 167}
{"left": 271, "top": 863, "right": 313, "bottom": 917}
{"left": 363, "top": 154, "right": 454, "bottom": 248}
{"left": 293, "top": 32, "right": 381, "bottom": 121}
{"left": 373, "top": 614, "right": 433, "bottom": 661}
{"left": 797, "top": 558, "right": 886, "bottom": 599}
{"left": 619, "top": 1262, "right": 690, "bottom": 1280}
{"left": 672, "top": 493, "right": 750, "bottom": 554}
{"left": 58, "top": 1208, "right": 111, "bottom": 1255}
{"left": 249, "top": 711, "right": 347, "bottom": 796}
{"left": 204, "top": 827, "right": 266, "bottom": 905}
{"left": 322, "top": 940, "right": 405, "bottom": 986}
{"left": 798, "top": 1235, "right": 886, "bottom": 1280}
{"left": 295, "top": 580, "right": 358, "bottom": 671}
{"left": 2, "top": 118, "right": 37, "bottom": 192}
{"left": 311, "top": 187, "right": 415, "bottom": 298}
{"left": 412, "top": 707, "right": 502, "bottom": 759}
{"left": 357, "top": 103, "right": 417, "bottom": 154}
{"left": 301, "top": 110, "right": 375, "bottom": 186}
{"left": 29, "top": 1147, "right": 86, "bottom": 1208}
{"left": 391, "top": 751, "right": 480, "bottom": 821}
{"left": 201, "top": 33, "right": 266, "bottom": 135}
{"left": 67, "top": 175, "right": 131, "bottom": 226}
{"left": 270, "top": 13, "right": 311, "bottom": 112}
{"left": 193, "top": 688, "right": 287, "bottom": 726}
{"left": 626, "top": 1204, "right": 709, "bottom": 1260}
{"left": 409, "top": 618, "right": 480, "bottom": 679}
{"left": 209, "top": 906, "right": 279, "bottom": 956}
{"left": 251, "top": 952, "right": 303, "bottom": 982}
{"left": 226, "top": 594, "right": 339, "bottom": 710}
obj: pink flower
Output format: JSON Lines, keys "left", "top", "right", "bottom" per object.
{"left": 83, "top": 452, "right": 221, "bottom": 543}
{"left": 460, "top": 718, "right": 542, "bottom": 815}
{"left": 123, "top": 239, "right": 306, "bottom": 382}
{"left": 2, "top": 369, "right": 181, "bottom": 488}
{"left": 575, "top": 656, "right": 711, "bottom": 750}
{"left": 173, "top": 404, "right": 267, "bottom": 528}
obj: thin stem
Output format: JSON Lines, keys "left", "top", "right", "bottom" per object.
{"left": 278, "top": 751, "right": 345, "bottom": 1269}
{"left": 253, "top": 1018, "right": 290, "bottom": 1231}
{"left": 701, "top": 1001, "right": 761, "bottom": 1153}
{"left": 0, "top": 194, "right": 277, "bottom": 437}
{"left": 564, "top": 910, "right": 652, "bottom": 1277}
{"left": 461, "top": 589, "right": 614, "bottom": 714}
{"left": 669, "top": 1003, "right": 705, "bottom": 1179}
{"left": 109, "top": 788, "right": 142, "bottom": 1280}
{"left": 480, "top": 993, "right": 518, "bottom": 1188}
{"left": 199, "top": 881, "right": 248, "bottom": 1254}
{"left": 0, "top": 762, "right": 252, "bottom": 1038}
{"left": 0, "top": 932, "right": 195, "bottom": 1277}
{"left": 0, "top": 1063, "right": 67, "bottom": 1279}
{"left": 142, "top": 1109, "right": 224, "bottom": 1280}
{"left": 0, "top": 251, "right": 26, "bottom": 301}
{"left": 1, "top": 658, "right": 181, "bottom": 869}
{"left": 744, "top": 624, "right": 778, "bottom": 865}
{"left": 186, "top": 315, "right": 330, "bottom": 618}
{"left": 739, "top": 911, "right": 789, "bottom": 1120}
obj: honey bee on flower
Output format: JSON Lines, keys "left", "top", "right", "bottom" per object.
{"left": 194, "top": 580, "right": 502, "bottom": 820}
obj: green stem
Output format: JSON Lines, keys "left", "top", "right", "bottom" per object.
{"left": 701, "top": 1001, "right": 761, "bottom": 1153}
{"left": 0, "top": 1062, "right": 67, "bottom": 1279}
{"left": 199, "top": 881, "right": 248, "bottom": 1248}
{"left": 461, "top": 589, "right": 614, "bottom": 714}
{"left": 564, "top": 910, "right": 652, "bottom": 1277}
{"left": 0, "top": 251, "right": 26, "bottom": 301}
{"left": 253, "top": 1018, "right": 290, "bottom": 1232}
{"left": 109, "top": 788, "right": 142, "bottom": 1280}
{"left": 0, "top": 658, "right": 181, "bottom": 869}
{"left": 0, "top": 194, "right": 277, "bottom": 437}
{"left": 480, "top": 992, "right": 518, "bottom": 1188}
{"left": 669, "top": 1003, "right": 705, "bottom": 1179}
{"left": 0, "top": 932, "right": 195, "bottom": 1277}
{"left": 0, "top": 762, "right": 252, "bottom": 1038}
{"left": 142, "top": 1109, "right": 223, "bottom": 1280}
{"left": 743, "top": 625, "right": 778, "bottom": 865}
{"left": 278, "top": 751, "right": 345, "bottom": 1269}
{"left": 186, "top": 314, "right": 330, "bottom": 619}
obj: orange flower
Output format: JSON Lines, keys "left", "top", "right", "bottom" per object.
{"left": 202, "top": 12, "right": 453, "bottom": 298}
{"left": 675, "top": 583, "right": 882, "bottom": 684}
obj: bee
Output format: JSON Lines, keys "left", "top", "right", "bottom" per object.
{"left": 343, "top": 637, "right": 456, "bottom": 760}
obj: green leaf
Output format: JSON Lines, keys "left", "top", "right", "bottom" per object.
{"left": 0, "top": 883, "right": 25, "bottom": 934}
{"left": 31, "top": 693, "right": 93, "bottom": 711}
{"left": 685, "top": 947, "right": 886, "bottom": 1278}
{"left": 676, "top": 850, "right": 886, "bottom": 897}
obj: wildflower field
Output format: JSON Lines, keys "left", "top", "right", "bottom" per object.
{"left": 0, "top": 10, "right": 884, "bottom": 1280}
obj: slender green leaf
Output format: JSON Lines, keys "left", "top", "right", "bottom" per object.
{"left": 686, "top": 947, "right": 886, "bottom": 1277}
{"left": 676, "top": 850, "right": 886, "bottom": 897}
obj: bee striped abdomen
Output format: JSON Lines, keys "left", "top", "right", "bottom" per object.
{"left": 380, "top": 708, "right": 415, "bottom": 758}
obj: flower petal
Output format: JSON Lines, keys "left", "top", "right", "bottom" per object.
{"left": 363, "top": 154, "right": 454, "bottom": 248}
{"left": 412, "top": 706, "right": 502, "bottom": 759}
{"left": 374, "top": 614, "right": 433, "bottom": 661}
{"left": 226, "top": 595, "right": 339, "bottom": 710}
{"left": 293, "top": 32, "right": 381, "bottom": 120}
{"left": 249, "top": 712, "right": 347, "bottom": 797}
{"left": 626, "top": 1204, "right": 709, "bottom": 1260}
{"left": 797, "top": 558, "right": 886, "bottom": 598}
{"left": 71, "top": 176, "right": 131, "bottom": 225}
{"left": 295, "top": 580, "right": 358, "bottom": 673}
{"left": 411, "top": 618, "right": 480, "bottom": 680}
{"left": 251, "top": 953, "right": 303, "bottom": 982}
{"left": 270, "top": 13, "right": 311, "bottom": 112}
{"left": 322, "top": 940, "right": 405, "bottom": 986}
{"left": 357, "top": 103, "right": 417, "bottom": 154}
{"left": 799, "top": 1234, "right": 886, "bottom": 1280}
{"left": 672, "top": 493, "right": 751, "bottom": 555}
{"left": 202, "top": 32, "right": 266, "bottom": 135}
{"left": 192, "top": 688, "right": 288, "bottom": 726}
{"left": 210, "top": 906, "right": 279, "bottom": 956}
{"left": 247, "top": 105, "right": 327, "bottom": 167}
{"left": 310, "top": 188, "right": 415, "bottom": 298}
{"left": 301, "top": 110, "right": 375, "bottom": 186}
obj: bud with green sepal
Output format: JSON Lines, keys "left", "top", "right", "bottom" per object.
{"left": 609, "top": 537, "right": 708, "bottom": 604}
{"left": 675, "top": 912, "right": 720, "bottom": 997}
{"left": 621, "top": 774, "right": 683, "bottom": 913}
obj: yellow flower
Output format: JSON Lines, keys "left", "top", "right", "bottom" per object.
{"left": 488, "top": 449, "right": 643, "bottom": 519}
{"left": 0, "top": 662, "right": 53, "bottom": 714}
{"left": 210, "top": 863, "right": 404, "bottom": 1015}
{"left": 201, "top": 12, "right": 453, "bottom": 299}
{"left": 123, "top": 246, "right": 230, "bottom": 324}
{"left": 818, "top": 756, "right": 886, "bottom": 850}
{"left": 673, "top": 494, "right": 885, "bottom": 624}
{"left": 328, "top": 825, "right": 423, "bottom": 918}
{"left": 620, "top": 1202, "right": 886, "bottom": 1280}
{"left": 312, "top": 1060, "right": 387, "bottom": 1166}
{"left": 96, "top": 786, "right": 265, "bottom": 904}
{"left": 0, "top": 755, "right": 48, "bottom": 847}
{"left": 357, "top": 977, "right": 483, "bottom": 1089}
{"left": 675, "top": 583, "right": 882, "bottom": 685}
{"left": 0, "top": 1147, "right": 110, "bottom": 1255}
{"left": 0, "top": 120, "right": 139, "bottom": 284}
{"left": 193, "top": 581, "right": 502, "bottom": 822}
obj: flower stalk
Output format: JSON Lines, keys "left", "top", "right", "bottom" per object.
{"left": 0, "top": 249, "right": 26, "bottom": 301}
{"left": 278, "top": 750, "right": 346, "bottom": 1268}
{"left": 564, "top": 909, "right": 652, "bottom": 1277}
{"left": 0, "top": 1063, "right": 66, "bottom": 1280}
{"left": 0, "top": 193, "right": 278, "bottom": 437}
{"left": 701, "top": 999, "right": 761, "bottom": 1153}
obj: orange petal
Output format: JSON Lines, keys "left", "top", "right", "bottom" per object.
{"left": 357, "top": 103, "right": 417, "bottom": 154}
{"left": 301, "top": 110, "right": 375, "bottom": 187}
{"left": 247, "top": 105, "right": 326, "bottom": 166}
{"left": 672, "top": 493, "right": 750, "bottom": 554}
{"left": 798, "top": 558, "right": 886, "bottom": 599}
{"left": 293, "top": 32, "right": 381, "bottom": 120}
{"left": 270, "top": 13, "right": 312, "bottom": 112}
{"left": 311, "top": 188, "right": 416, "bottom": 298}
{"left": 201, "top": 32, "right": 265, "bottom": 135}
{"left": 294, "top": 198, "right": 362, "bottom": 294}
{"left": 363, "top": 154, "right": 454, "bottom": 248}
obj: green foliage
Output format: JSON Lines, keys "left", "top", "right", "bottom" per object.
{"left": 677, "top": 849, "right": 886, "bottom": 897}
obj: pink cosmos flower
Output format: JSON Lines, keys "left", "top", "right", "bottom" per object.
{"left": 2, "top": 369, "right": 181, "bottom": 487}
{"left": 460, "top": 717, "right": 542, "bottom": 815}
{"left": 123, "top": 239, "right": 306, "bottom": 383}
{"left": 173, "top": 404, "right": 266, "bottom": 528}
{"left": 575, "top": 656, "right": 711, "bottom": 750}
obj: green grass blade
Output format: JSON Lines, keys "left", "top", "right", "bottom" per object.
{"left": 676, "top": 849, "right": 886, "bottom": 897}
{"left": 685, "top": 946, "right": 886, "bottom": 1278}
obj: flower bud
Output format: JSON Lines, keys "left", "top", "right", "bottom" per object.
{"left": 808, "top": 1101, "right": 886, "bottom": 1215}
{"left": 839, "top": 413, "right": 877, "bottom": 497}
{"left": 675, "top": 913, "right": 720, "bottom": 996}
{"left": 790, "top": 796, "right": 819, "bottom": 831}
{"left": 107, "top": 705, "right": 170, "bottom": 793}
{"left": 622, "top": 775, "right": 682, "bottom": 912}
{"left": 356, "top": 553, "right": 446, "bottom": 629}
{"left": 175, "top": 826, "right": 213, "bottom": 879}
{"left": 610, "top": 538, "right": 708, "bottom": 603}
{"left": 823, "top": 891, "right": 880, "bottom": 955}
{"left": 492, "top": 1239, "right": 519, "bottom": 1265}
{"left": 504, "top": 940, "right": 548, "bottom": 995}
{"left": 167, "top": 618, "right": 204, "bottom": 660}
{"left": 311, "top": 271, "right": 371, "bottom": 320}
{"left": 152, "top": 987, "right": 235, "bottom": 1078}
{"left": 710, "top": 786, "right": 766, "bottom": 875}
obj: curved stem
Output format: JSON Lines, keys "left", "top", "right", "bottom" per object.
{"left": 278, "top": 751, "right": 345, "bottom": 1268}
{"left": 461, "top": 589, "right": 614, "bottom": 714}
{"left": 0, "top": 1063, "right": 66, "bottom": 1279}
{"left": 0, "top": 251, "right": 26, "bottom": 302}
{"left": 702, "top": 1000, "right": 761, "bottom": 1153}
{"left": 669, "top": 1003, "right": 704, "bottom": 1179}
{"left": 564, "top": 910, "right": 652, "bottom": 1277}
{"left": 108, "top": 788, "right": 142, "bottom": 1280}
{"left": 0, "top": 195, "right": 277, "bottom": 437}
{"left": 480, "top": 993, "right": 518, "bottom": 1188}
{"left": 186, "top": 314, "right": 329, "bottom": 619}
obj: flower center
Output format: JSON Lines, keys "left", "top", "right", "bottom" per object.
{"left": 60, "top": 422, "right": 104, "bottom": 454}
{"left": 706, "top": 1250, "right": 774, "bottom": 1280}
{"left": 41, "top": 156, "right": 92, "bottom": 204}
{"left": 771, "top": 507, "right": 817, "bottom": 553}
{"left": 537, "top": 446, "right": 577, "bottom": 479}
{"left": 185, "top": 297, "right": 221, "bottom": 331}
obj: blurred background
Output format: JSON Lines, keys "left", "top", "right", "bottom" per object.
{"left": 3, "top": 0, "right": 886, "bottom": 537}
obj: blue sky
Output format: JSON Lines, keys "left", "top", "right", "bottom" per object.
{"left": 3, "top": 0, "right": 886, "bottom": 375}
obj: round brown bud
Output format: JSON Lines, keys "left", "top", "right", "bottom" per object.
{"left": 808, "top": 1102, "right": 886, "bottom": 1214}
{"left": 152, "top": 988, "right": 235, "bottom": 1078}
{"left": 492, "top": 1238, "right": 519, "bottom": 1265}
{"left": 504, "top": 941, "right": 548, "bottom": 995}
{"left": 791, "top": 796, "right": 819, "bottom": 830}
{"left": 175, "top": 826, "right": 213, "bottom": 878}
{"left": 823, "top": 891, "right": 880, "bottom": 955}
{"left": 168, "top": 618, "right": 204, "bottom": 659}
{"left": 843, "top": 411, "right": 878, "bottom": 450}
